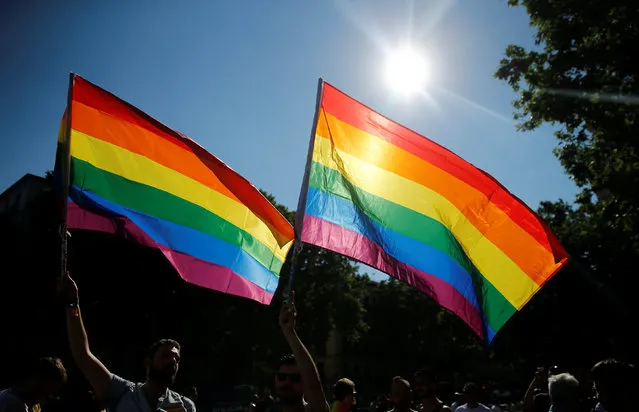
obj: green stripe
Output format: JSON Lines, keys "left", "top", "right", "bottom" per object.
{"left": 71, "top": 157, "right": 283, "bottom": 276}
{"left": 309, "top": 161, "right": 516, "bottom": 330}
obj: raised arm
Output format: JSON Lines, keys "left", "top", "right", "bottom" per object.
{"left": 279, "top": 291, "right": 329, "bottom": 412}
{"left": 58, "top": 273, "right": 113, "bottom": 400}
{"left": 522, "top": 369, "right": 545, "bottom": 412}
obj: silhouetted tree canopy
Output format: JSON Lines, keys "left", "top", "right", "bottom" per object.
{"left": 495, "top": 0, "right": 638, "bottom": 358}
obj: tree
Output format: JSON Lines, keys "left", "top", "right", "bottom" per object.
{"left": 495, "top": 0, "right": 638, "bottom": 358}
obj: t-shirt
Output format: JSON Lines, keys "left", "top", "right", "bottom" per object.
{"left": 455, "top": 404, "right": 491, "bottom": 412}
{"left": 106, "top": 375, "right": 196, "bottom": 412}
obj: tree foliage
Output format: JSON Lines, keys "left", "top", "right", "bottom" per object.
{"left": 496, "top": 0, "right": 639, "bottom": 259}
{"left": 495, "top": 0, "right": 638, "bottom": 359}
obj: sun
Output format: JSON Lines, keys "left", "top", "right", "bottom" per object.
{"left": 385, "top": 47, "right": 428, "bottom": 95}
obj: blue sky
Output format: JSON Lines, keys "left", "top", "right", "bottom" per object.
{"left": 1, "top": 1, "right": 577, "bottom": 280}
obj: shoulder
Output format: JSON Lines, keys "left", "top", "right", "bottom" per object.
{"left": 480, "top": 405, "right": 492, "bottom": 411}
{"left": 166, "top": 389, "right": 196, "bottom": 412}
{"left": 0, "top": 389, "right": 25, "bottom": 408}
{"left": 111, "top": 374, "right": 137, "bottom": 389}
{"left": 110, "top": 374, "right": 136, "bottom": 390}
{"left": 181, "top": 395, "right": 196, "bottom": 412}
{"left": 108, "top": 374, "right": 138, "bottom": 401}
{"left": 435, "top": 399, "right": 452, "bottom": 412}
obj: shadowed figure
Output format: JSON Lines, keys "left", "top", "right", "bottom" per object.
{"left": 58, "top": 272, "right": 195, "bottom": 412}
{"left": 0, "top": 357, "right": 67, "bottom": 412}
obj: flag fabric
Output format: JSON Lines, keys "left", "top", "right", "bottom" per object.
{"left": 296, "top": 81, "right": 569, "bottom": 343}
{"left": 57, "top": 75, "right": 294, "bottom": 304}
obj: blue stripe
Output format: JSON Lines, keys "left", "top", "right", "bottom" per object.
{"left": 486, "top": 325, "right": 496, "bottom": 343}
{"left": 70, "top": 186, "right": 279, "bottom": 293}
{"left": 306, "top": 187, "right": 498, "bottom": 341}
{"left": 305, "top": 187, "right": 482, "bottom": 310}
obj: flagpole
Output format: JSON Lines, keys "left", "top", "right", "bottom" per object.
{"left": 288, "top": 78, "right": 325, "bottom": 298}
{"left": 59, "top": 72, "right": 75, "bottom": 277}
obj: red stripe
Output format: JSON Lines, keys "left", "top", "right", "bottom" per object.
{"left": 301, "top": 214, "right": 486, "bottom": 339}
{"left": 67, "top": 202, "right": 274, "bottom": 304}
{"left": 321, "top": 83, "right": 566, "bottom": 257}
{"left": 70, "top": 75, "right": 294, "bottom": 244}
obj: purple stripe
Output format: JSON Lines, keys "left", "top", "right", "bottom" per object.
{"left": 67, "top": 202, "right": 274, "bottom": 304}
{"left": 302, "top": 215, "right": 485, "bottom": 339}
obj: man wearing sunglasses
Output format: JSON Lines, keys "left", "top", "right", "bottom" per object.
{"left": 277, "top": 291, "right": 329, "bottom": 412}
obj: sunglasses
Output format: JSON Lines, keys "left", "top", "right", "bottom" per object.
{"left": 276, "top": 373, "right": 302, "bottom": 383}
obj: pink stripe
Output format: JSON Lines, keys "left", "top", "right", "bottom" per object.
{"left": 301, "top": 215, "right": 485, "bottom": 338}
{"left": 67, "top": 202, "right": 274, "bottom": 304}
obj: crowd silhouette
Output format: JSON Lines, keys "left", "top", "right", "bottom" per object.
{"left": 0, "top": 271, "right": 635, "bottom": 412}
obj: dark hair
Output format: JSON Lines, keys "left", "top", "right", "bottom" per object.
{"left": 334, "top": 378, "right": 355, "bottom": 401}
{"left": 27, "top": 357, "right": 67, "bottom": 385}
{"left": 592, "top": 359, "right": 636, "bottom": 389}
{"left": 463, "top": 382, "right": 479, "bottom": 394}
{"left": 147, "top": 339, "right": 181, "bottom": 359}
{"left": 414, "top": 368, "right": 437, "bottom": 382}
{"left": 392, "top": 376, "right": 410, "bottom": 389}
{"left": 277, "top": 354, "right": 297, "bottom": 369}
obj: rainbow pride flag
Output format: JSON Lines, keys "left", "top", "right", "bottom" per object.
{"left": 297, "top": 81, "right": 569, "bottom": 342}
{"left": 57, "top": 75, "right": 294, "bottom": 304}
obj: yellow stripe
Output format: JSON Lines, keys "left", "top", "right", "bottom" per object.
{"left": 320, "top": 110, "right": 555, "bottom": 285}
{"left": 71, "top": 129, "right": 291, "bottom": 262}
{"left": 313, "top": 134, "right": 538, "bottom": 308}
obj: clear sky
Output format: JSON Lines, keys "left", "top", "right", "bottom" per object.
{"left": 1, "top": 1, "right": 577, "bottom": 280}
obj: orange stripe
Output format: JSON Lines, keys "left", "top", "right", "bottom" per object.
{"left": 72, "top": 101, "right": 241, "bottom": 202}
{"left": 318, "top": 109, "right": 552, "bottom": 285}
{"left": 71, "top": 101, "right": 292, "bottom": 247}
{"left": 70, "top": 76, "right": 294, "bottom": 243}
{"left": 320, "top": 83, "right": 568, "bottom": 259}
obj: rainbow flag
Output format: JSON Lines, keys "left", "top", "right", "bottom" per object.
{"left": 56, "top": 75, "right": 294, "bottom": 304}
{"left": 296, "top": 81, "right": 569, "bottom": 342}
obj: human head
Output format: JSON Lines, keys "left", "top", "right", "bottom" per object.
{"left": 548, "top": 373, "right": 579, "bottom": 410}
{"left": 275, "top": 355, "right": 303, "bottom": 405}
{"left": 463, "top": 382, "right": 480, "bottom": 405}
{"left": 390, "top": 377, "right": 412, "bottom": 408}
{"left": 592, "top": 359, "right": 636, "bottom": 412}
{"left": 414, "top": 368, "right": 437, "bottom": 400}
{"left": 334, "top": 378, "right": 357, "bottom": 408}
{"left": 145, "top": 339, "right": 181, "bottom": 386}
{"left": 19, "top": 357, "right": 67, "bottom": 406}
